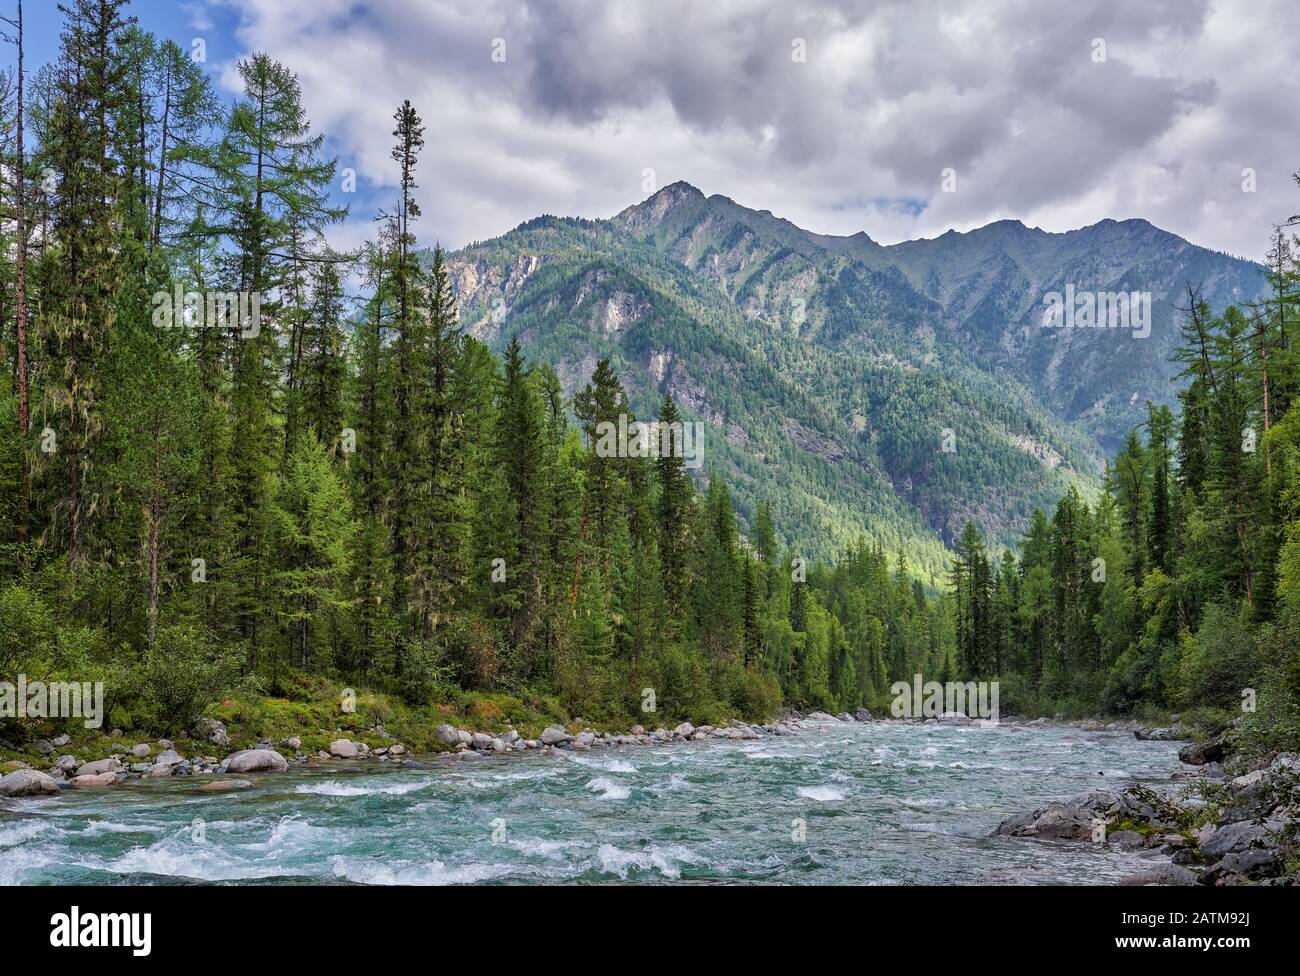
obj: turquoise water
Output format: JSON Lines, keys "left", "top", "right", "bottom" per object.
{"left": 1, "top": 721, "right": 1183, "bottom": 885}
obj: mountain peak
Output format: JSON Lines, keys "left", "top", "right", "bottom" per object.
{"left": 615, "top": 180, "right": 706, "bottom": 229}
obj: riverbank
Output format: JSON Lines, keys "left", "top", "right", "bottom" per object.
{"left": 994, "top": 720, "right": 1300, "bottom": 886}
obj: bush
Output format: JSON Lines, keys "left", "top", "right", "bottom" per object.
{"left": 139, "top": 626, "right": 244, "bottom": 734}
{"left": 719, "top": 661, "right": 782, "bottom": 721}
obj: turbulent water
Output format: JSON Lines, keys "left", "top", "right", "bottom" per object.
{"left": 1, "top": 721, "right": 1184, "bottom": 885}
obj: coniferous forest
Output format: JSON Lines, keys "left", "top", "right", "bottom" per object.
{"left": 0, "top": 0, "right": 1298, "bottom": 761}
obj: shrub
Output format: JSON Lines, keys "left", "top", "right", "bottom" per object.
{"left": 139, "top": 626, "right": 244, "bottom": 734}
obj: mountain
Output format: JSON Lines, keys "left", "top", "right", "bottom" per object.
{"left": 441, "top": 182, "right": 1267, "bottom": 580}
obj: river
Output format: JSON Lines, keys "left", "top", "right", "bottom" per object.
{"left": 1, "top": 719, "right": 1184, "bottom": 885}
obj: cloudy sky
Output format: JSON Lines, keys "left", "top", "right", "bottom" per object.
{"left": 22, "top": 0, "right": 1300, "bottom": 260}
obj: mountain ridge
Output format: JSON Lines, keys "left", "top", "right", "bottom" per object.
{"left": 439, "top": 182, "right": 1266, "bottom": 576}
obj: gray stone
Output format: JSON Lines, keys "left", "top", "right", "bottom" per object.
{"left": 155, "top": 749, "right": 184, "bottom": 766}
{"left": 74, "top": 758, "right": 117, "bottom": 778}
{"left": 200, "top": 779, "right": 253, "bottom": 792}
{"left": 328, "top": 739, "right": 359, "bottom": 758}
{"left": 1118, "top": 864, "right": 1198, "bottom": 886}
{"left": 144, "top": 763, "right": 173, "bottom": 778}
{"left": 540, "top": 726, "right": 572, "bottom": 746}
{"left": 224, "top": 748, "right": 289, "bottom": 773}
{"left": 0, "top": 768, "right": 62, "bottom": 796}
{"left": 673, "top": 722, "right": 695, "bottom": 737}
{"left": 434, "top": 724, "right": 459, "bottom": 746}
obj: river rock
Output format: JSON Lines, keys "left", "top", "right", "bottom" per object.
{"left": 33, "top": 738, "right": 54, "bottom": 755}
{"left": 1200, "top": 820, "right": 1276, "bottom": 861}
{"left": 51, "top": 734, "right": 70, "bottom": 747}
{"left": 853, "top": 707, "right": 874, "bottom": 722}
{"left": 434, "top": 724, "right": 459, "bottom": 746}
{"left": 74, "top": 758, "right": 118, "bottom": 778}
{"left": 144, "top": 763, "right": 173, "bottom": 778}
{"left": 200, "top": 779, "right": 253, "bottom": 792}
{"left": 155, "top": 749, "right": 184, "bottom": 766}
{"left": 197, "top": 717, "right": 231, "bottom": 747}
{"left": 71, "top": 771, "right": 119, "bottom": 787}
{"left": 470, "top": 732, "right": 493, "bottom": 750}
{"left": 328, "top": 739, "right": 359, "bottom": 758}
{"left": 224, "top": 748, "right": 289, "bottom": 773}
{"left": 130, "top": 743, "right": 151, "bottom": 758}
{"left": 630, "top": 725, "right": 645, "bottom": 735}
{"left": 1135, "top": 727, "right": 1190, "bottom": 741}
{"left": 540, "top": 726, "right": 571, "bottom": 746}
{"left": 673, "top": 722, "right": 694, "bottom": 737}
{"left": 0, "top": 768, "right": 62, "bottom": 796}
{"left": 1178, "top": 734, "right": 1229, "bottom": 765}
{"left": 1118, "top": 864, "right": 1198, "bottom": 886}
{"left": 389, "top": 743, "right": 406, "bottom": 756}
{"left": 283, "top": 736, "right": 301, "bottom": 751}
{"left": 53, "top": 755, "right": 78, "bottom": 773}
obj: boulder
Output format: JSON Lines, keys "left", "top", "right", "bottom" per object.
{"left": 1178, "top": 734, "right": 1230, "bottom": 766}
{"left": 197, "top": 717, "right": 231, "bottom": 748}
{"left": 51, "top": 735, "right": 70, "bottom": 747}
{"left": 1200, "top": 820, "right": 1275, "bottom": 861}
{"left": 71, "top": 771, "right": 119, "bottom": 787}
{"left": 1135, "top": 727, "right": 1190, "bottom": 742}
{"left": 434, "top": 724, "right": 459, "bottom": 746}
{"left": 540, "top": 726, "right": 572, "bottom": 746}
{"left": 0, "top": 768, "right": 62, "bottom": 797}
{"left": 389, "top": 743, "right": 406, "bottom": 756}
{"left": 74, "top": 758, "right": 118, "bottom": 778}
{"left": 284, "top": 736, "right": 302, "bottom": 751}
{"left": 155, "top": 749, "right": 184, "bottom": 766}
{"left": 853, "top": 707, "right": 874, "bottom": 722}
{"left": 629, "top": 725, "right": 645, "bottom": 735}
{"left": 53, "top": 755, "right": 79, "bottom": 773}
{"left": 328, "top": 739, "right": 359, "bottom": 758}
{"left": 34, "top": 738, "right": 54, "bottom": 755}
{"left": 144, "top": 763, "right": 174, "bottom": 778}
{"left": 224, "top": 748, "right": 289, "bottom": 773}
{"left": 673, "top": 723, "right": 695, "bottom": 738}
{"left": 200, "top": 779, "right": 253, "bottom": 792}
{"left": 471, "top": 732, "right": 494, "bottom": 751}
{"left": 130, "top": 743, "right": 152, "bottom": 758}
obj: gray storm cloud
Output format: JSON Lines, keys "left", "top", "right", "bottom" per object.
{"left": 223, "top": 0, "right": 1300, "bottom": 259}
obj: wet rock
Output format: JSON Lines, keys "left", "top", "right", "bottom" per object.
{"left": 1179, "top": 734, "right": 1230, "bottom": 766}
{"left": 1135, "top": 727, "right": 1190, "bottom": 742}
{"left": 200, "top": 779, "right": 253, "bottom": 792}
{"left": 1118, "top": 864, "right": 1198, "bottom": 886}
{"left": 70, "top": 771, "right": 119, "bottom": 787}
{"left": 853, "top": 708, "right": 874, "bottom": 722}
{"left": 1107, "top": 829, "right": 1145, "bottom": 848}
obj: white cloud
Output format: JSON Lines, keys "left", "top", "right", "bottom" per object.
{"left": 220, "top": 0, "right": 1300, "bottom": 259}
